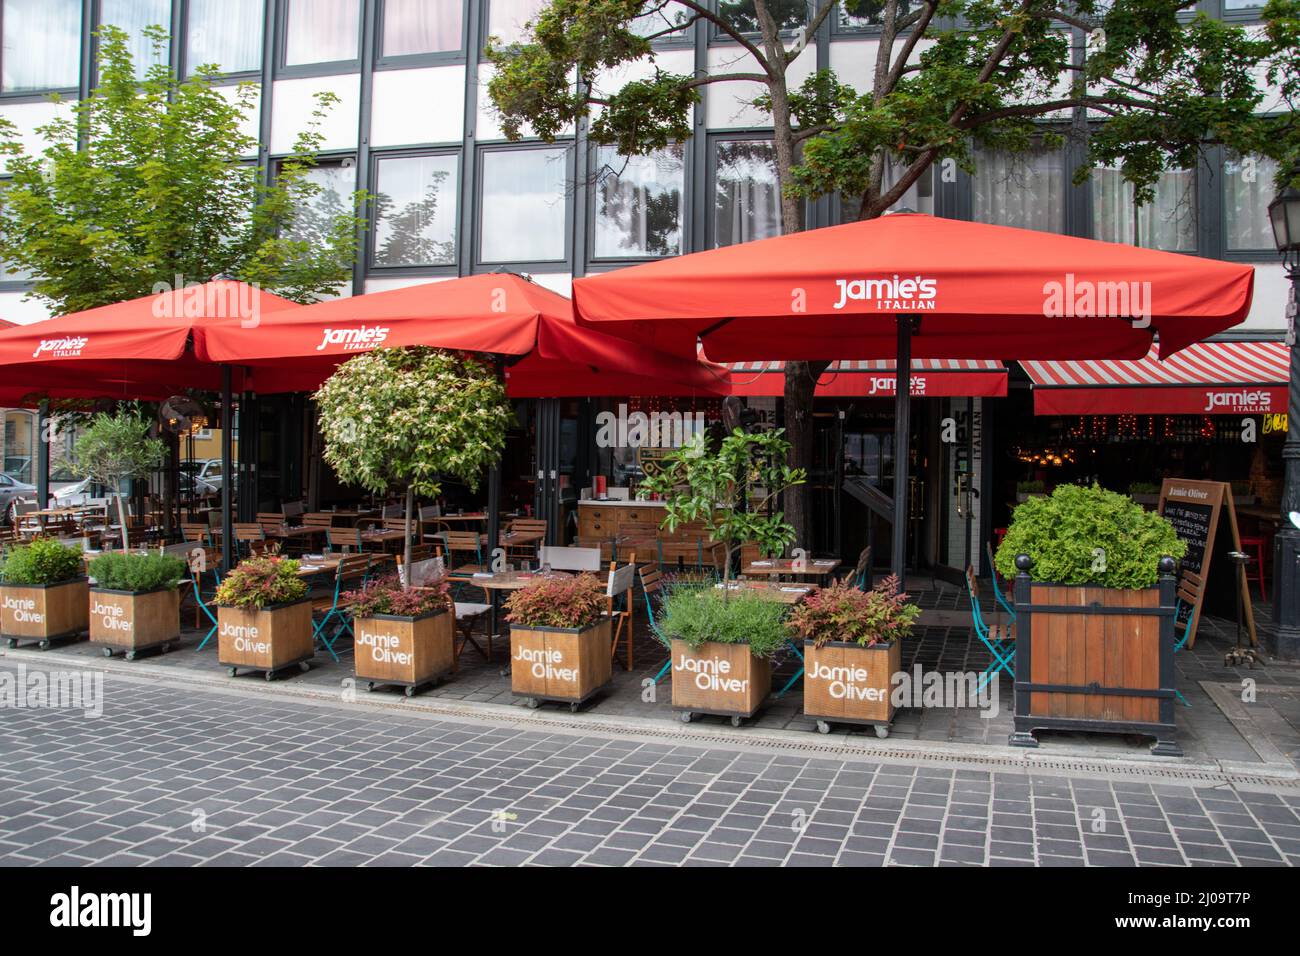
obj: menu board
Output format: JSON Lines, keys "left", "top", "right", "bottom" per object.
{"left": 1158, "top": 479, "right": 1256, "bottom": 649}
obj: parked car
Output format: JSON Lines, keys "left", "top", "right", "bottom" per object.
{"left": 0, "top": 472, "right": 37, "bottom": 525}
{"left": 181, "top": 459, "right": 222, "bottom": 484}
{"left": 54, "top": 473, "right": 217, "bottom": 508}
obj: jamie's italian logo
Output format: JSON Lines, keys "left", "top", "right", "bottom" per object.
{"left": 833, "top": 275, "right": 938, "bottom": 311}
{"left": 1203, "top": 389, "right": 1270, "bottom": 413}
{"left": 32, "top": 336, "right": 89, "bottom": 358}
{"left": 316, "top": 326, "right": 390, "bottom": 352}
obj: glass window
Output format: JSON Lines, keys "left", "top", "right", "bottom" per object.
{"left": 1, "top": 0, "right": 81, "bottom": 92}
{"left": 372, "top": 153, "right": 459, "bottom": 267}
{"left": 486, "top": 0, "right": 547, "bottom": 46}
{"left": 1224, "top": 152, "right": 1279, "bottom": 251}
{"left": 714, "top": 139, "right": 782, "bottom": 247}
{"left": 284, "top": 161, "right": 356, "bottom": 245}
{"left": 1092, "top": 166, "right": 1196, "bottom": 251}
{"left": 840, "top": 155, "right": 934, "bottom": 222}
{"left": 382, "top": 0, "right": 463, "bottom": 57}
{"left": 1222, "top": 0, "right": 1262, "bottom": 8}
{"left": 630, "top": 1, "right": 692, "bottom": 39}
{"left": 284, "top": 0, "right": 359, "bottom": 66}
{"left": 186, "top": 0, "right": 264, "bottom": 75}
{"left": 100, "top": 0, "right": 172, "bottom": 78}
{"left": 717, "top": 0, "right": 807, "bottom": 34}
{"left": 838, "top": 0, "right": 912, "bottom": 30}
{"left": 480, "top": 147, "right": 567, "bottom": 262}
{"left": 593, "top": 145, "right": 685, "bottom": 258}
{"left": 972, "top": 144, "right": 1065, "bottom": 234}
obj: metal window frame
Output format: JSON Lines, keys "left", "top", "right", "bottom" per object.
{"left": 0, "top": 0, "right": 84, "bottom": 100}
{"left": 179, "top": 0, "right": 266, "bottom": 81}
{"left": 473, "top": 139, "right": 575, "bottom": 271}
{"left": 366, "top": 144, "right": 464, "bottom": 274}
{"left": 275, "top": 0, "right": 364, "bottom": 78}
{"left": 586, "top": 140, "right": 692, "bottom": 265}
{"left": 373, "top": 0, "right": 467, "bottom": 69}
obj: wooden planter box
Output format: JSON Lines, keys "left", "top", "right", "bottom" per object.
{"left": 510, "top": 617, "right": 612, "bottom": 711}
{"left": 89, "top": 586, "right": 181, "bottom": 659}
{"left": 1009, "top": 558, "right": 1180, "bottom": 756}
{"left": 217, "top": 599, "right": 314, "bottom": 680}
{"left": 803, "top": 638, "right": 901, "bottom": 738}
{"left": 1, "top": 578, "right": 89, "bottom": 649}
{"left": 355, "top": 608, "right": 454, "bottom": 697}
{"left": 671, "top": 638, "right": 772, "bottom": 726}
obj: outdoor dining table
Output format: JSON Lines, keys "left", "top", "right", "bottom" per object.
{"left": 742, "top": 558, "right": 841, "bottom": 583}
{"left": 718, "top": 579, "right": 819, "bottom": 698}
{"left": 462, "top": 569, "right": 574, "bottom": 671}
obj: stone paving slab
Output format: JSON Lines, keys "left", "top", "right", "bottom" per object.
{"left": 0, "top": 660, "right": 1297, "bottom": 868}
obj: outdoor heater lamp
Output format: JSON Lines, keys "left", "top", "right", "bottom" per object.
{"left": 1269, "top": 165, "right": 1300, "bottom": 659}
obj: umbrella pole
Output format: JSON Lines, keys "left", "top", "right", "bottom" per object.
{"left": 221, "top": 365, "right": 234, "bottom": 574}
{"left": 891, "top": 318, "right": 912, "bottom": 591}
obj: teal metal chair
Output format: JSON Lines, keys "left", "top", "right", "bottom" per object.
{"left": 965, "top": 566, "right": 1015, "bottom": 692}
{"left": 639, "top": 564, "right": 674, "bottom": 683}
{"left": 192, "top": 557, "right": 222, "bottom": 651}
{"left": 313, "top": 554, "right": 371, "bottom": 661}
{"left": 984, "top": 542, "right": 1016, "bottom": 621}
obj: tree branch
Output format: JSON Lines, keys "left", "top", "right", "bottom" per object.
{"left": 671, "top": 0, "right": 772, "bottom": 74}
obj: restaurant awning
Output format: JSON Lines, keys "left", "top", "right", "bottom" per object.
{"left": 1021, "top": 341, "right": 1289, "bottom": 415}
{"left": 728, "top": 359, "right": 1007, "bottom": 398}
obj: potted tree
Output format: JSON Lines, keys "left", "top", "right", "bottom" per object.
{"left": 639, "top": 428, "right": 805, "bottom": 724}
{"left": 788, "top": 577, "right": 920, "bottom": 737}
{"left": 660, "top": 587, "right": 788, "bottom": 726}
{"left": 994, "top": 484, "right": 1187, "bottom": 755}
{"left": 315, "top": 347, "right": 513, "bottom": 573}
{"left": 87, "top": 551, "right": 188, "bottom": 659}
{"left": 0, "top": 538, "right": 88, "bottom": 649}
{"left": 214, "top": 556, "right": 313, "bottom": 680}
{"left": 68, "top": 409, "right": 166, "bottom": 552}
{"left": 506, "top": 574, "right": 612, "bottom": 712}
{"left": 347, "top": 572, "right": 455, "bottom": 696}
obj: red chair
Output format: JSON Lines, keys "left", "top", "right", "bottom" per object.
{"left": 1239, "top": 536, "right": 1268, "bottom": 600}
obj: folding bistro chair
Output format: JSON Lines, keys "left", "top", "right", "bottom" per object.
{"left": 607, "top": 556, "right": 637, "bottom": 671}
{"left": 327, "top": 526, "right": 363, "bottom": 554}
{"left": 965, "top": 567, "right": 1015, "bottom": 691}
{"left": 232, "top": 522, "right": 266, "bottom": 559}
{"left": 849, "top": 545, "right": 872, "bottom": 590}
{"left": 313, "top": 554, "right": 371, "bottom": 661}
{"left": 639, "top": 564, "right": 675, "bottom": 683}
{"left": 191, "top": 549, "right": 224, "bottom": 650}
{"left": 984, "top": 542, "right": 1016, "bottom": 619}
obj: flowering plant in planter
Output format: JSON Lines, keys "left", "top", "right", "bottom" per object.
{"left": 787, "top": 577, "right": 920, "bottom": 649}
{"left": 345, "top": 573, "right": 451, "bottom": 618}
{"left": 506, "top": 574, "right": 606, "bottom": 629}
{"left": 214, "top": 556, "right": 308, "bottom": 609}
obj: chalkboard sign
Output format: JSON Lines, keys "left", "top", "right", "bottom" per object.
{"left": 1158, "top": 479, "right": 1256, "bottom": 649}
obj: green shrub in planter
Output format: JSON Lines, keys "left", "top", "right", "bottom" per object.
{"left": 661, "top": 588, "right": 787, "bottom": 658}
{"left": 994, "top": 483, "right": 1186, "bottom": 589}
{"left": 1, "top": 538, "right": 84, "bottom": 585}
{"left": 88, "top": 552, "right": 188, "bottom": 592}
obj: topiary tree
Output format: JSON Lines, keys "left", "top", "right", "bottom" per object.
{"left": 994, "top": 483, "right": 1187, "bottom": 590}
{"left": 314, "top": 347, "right": 515, "bottom": 575}
{"left": 639, "top": 427, "right": 806, "bottom": 593}
{"left": 70, "top": 411, "right": 167, "bottom": 551}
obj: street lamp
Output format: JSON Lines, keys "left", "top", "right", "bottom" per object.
{"left": 1269, "top": 166, "right": 1300, "bottom": 660}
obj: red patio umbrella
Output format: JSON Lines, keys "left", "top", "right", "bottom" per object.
{"left": 571, "top": 214, "right": 1257, "bottom": 581}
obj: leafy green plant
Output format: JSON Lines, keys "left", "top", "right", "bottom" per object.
{"left": 660, "top": 588, "right": 788, "bottom": 659}
{"left": 1016, "top": 480, "right": 1045, "bottom": 494}
{"left": 638, "top": 428, "right": 806, "bottom": 590}
{"left": 345, "top": 573, "right": 451, "bottom": 619}
{"left": 506, "top": 575, "right": 607, "bottom": 630}
{"left": 0, "top": 538, "right": 84, "bottom": 586}
{"left": 0, "top": 25, "right": 364, "bottom": 314}
{"left": 315, "top": 347, "right": 514, "bottom": 572}
{"left": 88, "top": 552, "right": 188, "bottom": 592}
{"left": 994, "top": 483, "right": 1186, "bottom": 590}
{"left": 787, "top": 576, "right": 920, "bottom": 649}
{"left": 68, "top": 411, "right": 166, "bottom": 552}
{"left": 214, "top": 557, "right": 309, "bottom": 610}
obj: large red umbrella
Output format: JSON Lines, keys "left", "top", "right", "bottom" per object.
{"left": 573, "top": 213, "right": 1254, "bottom": 361}
{"left": 572, "top": 214, "right": 1256, "bottom": 581}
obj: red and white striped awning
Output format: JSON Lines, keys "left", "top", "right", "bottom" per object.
{"left": 1022, "top": 341, "right": 1289, "bottom": 415}
{"left": 727, "top": 359, "right": 1007, "bottom": 399}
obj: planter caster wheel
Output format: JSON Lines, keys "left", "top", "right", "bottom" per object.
{"left": 159, "top": 642, "right": 172, "bottom": 654}
{"left": 5, "top": 638, "right": 16, "bottom": 648}
{"left": 125, "top": 651, "right": 137, "bottom": 662}
{"left": 569, "top": 701, "right": 579, "bottom": 713}
{"left": 874, "top": 724, "right": 889, "bottom": 739}
{"left": 816, "top": 720, "right": 831, "bottom": 735}
{"left": 365, "top": 681, "right": 375, "bottom": 693}
{"left": 679, "top": 711, "right": 694, "bottom": 724}
{"left": 405, "top": 685, "right": 417, "bottom": 698}
{"left": 264, "top": 669, "right": 276, "bottom": 682}
{"left": 101, "top": 647, "right": 115, "bottom": 658}
{"left": 38, "top": 639, "right": 50, "bottom": 650}
{"left": 298, "top": 661, "right": 310, "bottom": 673}
{"left": 730, "top": 715, "right": 743, "bottom": 728}
{"left": 227, "top": 666, "right": 238, "bottom": 678}
{"left": 525, "top": 697, "right": 540, "bottom": 709}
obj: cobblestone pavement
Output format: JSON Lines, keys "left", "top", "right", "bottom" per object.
{"left": 1, "top": 661, "right": 1297, "bottom": 867}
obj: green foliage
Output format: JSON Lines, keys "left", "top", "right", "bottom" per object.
{"left": 0, "top": 25, "right": 365, "bottom": 314}
{"left": 787, "top": 576, "right": 921, "bottom": 648}
{"left": 506, "top": 574, "right": 608, "bottom": 630}
{"left": 994, "top": 483, "right": 1187, "bottom": 590}
{"left": 88, "top": 552, "right": 188, "bottom": 592}
{"left": 660, "top": 588, "right": 789, "bottom": 659}
{"left": 0, "top": 538, "right": 84, "bottom": 586}
{"left": 214, "top": 557, "right": 309, "bottom": 610}
{"left": 71, "top": 411, "right": 166, "bottom": 489}
{"left": 314, "top": 347, "right": 514, "bottom": 499}
{"left": 638, "top": 429, "right": 806, "bottom": 580}
{"left": 344, "top": 573, "right": 451, "bottom": 618}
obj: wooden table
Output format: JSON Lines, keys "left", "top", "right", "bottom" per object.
{"left": 716, "top": 580, "right": 815, "bottom": 604}
{"left": 742, "top": 558, "right": 841, "bottom": 582}
{"left": 460, "top": 570, "right": 575, "bottom": 660}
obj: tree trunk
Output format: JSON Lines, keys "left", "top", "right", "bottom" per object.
{"left": 402, "top": 483, "right": 414, "bottom": 587}
{"left": 116, "top": 492, "right": 130, "bottom": 552}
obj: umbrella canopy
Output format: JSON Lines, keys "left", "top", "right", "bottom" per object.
{"left": 198, "top": 273, "right": 725, "bottom": 396}
{"left": 572, "top": 214, "right": 1255, "bottom": 362}
{"left": 0, "top": 280, "right": 302, "bottom": 398}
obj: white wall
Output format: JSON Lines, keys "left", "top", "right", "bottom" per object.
{"left": 370, "top": 66, "right": 467, "bottom": 147}
{"left": 270, "top": 74, "right": 361, "bottom": 155}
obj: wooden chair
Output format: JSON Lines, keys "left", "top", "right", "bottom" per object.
{"left": 505, "top": 517, "right": 547, "bottom": 562}
{"left": 638, "top": 564, "right": 674, "bottom": 683}
{"left": 1173, "top": 567, "right": 1205, "bottom": 651}
{"left": 607, "top": 556, "right": 637, "bottom": 671}
{"left": 617, "top": 521, "right": 660, "bottom": 561}
{"left": 327, "top": 526, "right": 363, "bottom": 553}
{"left": 256, "top": 512, "right": 287, "bottom": 534}
{"left": 301, "top": 512, "right": 337, "bottom": 532}
{"left": 311, "top": 554, "right": 371, "bottom": 660}
{"left": 232, "top": 522, "right": 265, "bottom": 558}
{"left": 248, "top": 538, "right": 282, "bottom": 557}
{"left": 442, "top": 531, "right": 485, "bottom": 578}
{"left": 181, "top": 523, "right": 210, "bottom": 546}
